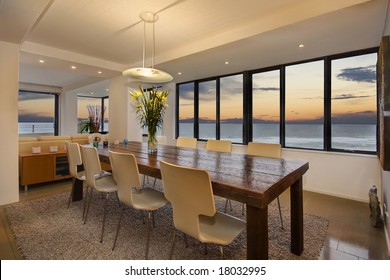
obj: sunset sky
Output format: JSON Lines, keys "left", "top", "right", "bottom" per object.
{"left": 179, "top": 53, "right": 377, "bottom": 124}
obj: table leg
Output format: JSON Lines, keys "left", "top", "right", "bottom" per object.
{"left": 246, "top": 205, "right": 268, "bottom": 259}
{"left": 72, "top": 178, "right": 83, "bottom": 202}
{"left": 290, "top": 177, "right": 304, "bottom": 255}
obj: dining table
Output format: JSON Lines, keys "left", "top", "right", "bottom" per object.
{"left": 96, "top": 141, "right": 309, "bottom": 260}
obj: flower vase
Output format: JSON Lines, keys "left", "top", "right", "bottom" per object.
{"left": 148, "top": 126, "right": 158, "bottom": 154}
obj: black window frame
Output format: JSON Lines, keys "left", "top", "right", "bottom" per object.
{"left": 176, "top": 47, "right": 379, "bottom": 154}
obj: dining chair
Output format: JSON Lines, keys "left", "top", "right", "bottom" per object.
{"left": 176, "top": 136, "right": 197, "bottom": 149}
{"left": 246, "top": 142, "right": 284, "bottom": 228}
{"left": 205, "top": 139, "right": 232, "bottom": 153}
{"left": 66, "top": 142, "right": 85, "bottom": 209}
{"left": 80, "top": 145, "right": 118, "bottom": 243}
{"left": 109, "top": 150, "right": 168, "bottom": 259}
{"left": 206, "top": 140, "right": 234, "bottom": 211}
{"left": 160, "top": 161, "right": 246, "bottom": 259}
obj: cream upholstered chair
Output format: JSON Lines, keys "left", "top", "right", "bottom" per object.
{"left": 246, "top": 142, "right": 284, "bottom": 228}
{"left": 108, "top": 151, "right": 168, "bottom": 259}
{"left": 66, "top": 142, "right": 85, "bottom": 208}
{"left": 80, "top": 145, "right": 118, "bottom": 243}
{"left": 176, "top": 137, "right": 197, "bottom": 149}
{"left": 206, "top": 139, "right": 232, "bottom": 153}
{"left": 160, "top": 161, "right": 245, "bottom": 259}
{"left": 206, "top": 140, "right": 233, "bottom": 211}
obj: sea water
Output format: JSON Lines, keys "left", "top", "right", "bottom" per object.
{"left": 179, "top": 123, "right": 376, "bottom": 152}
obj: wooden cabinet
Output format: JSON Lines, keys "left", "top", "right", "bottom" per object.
{"left": 19, "top": 151, "right": 71, "bottom": 190}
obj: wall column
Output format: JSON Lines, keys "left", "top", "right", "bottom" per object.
{"left": 0, "top": 41, "right": 19, "bottom": 205}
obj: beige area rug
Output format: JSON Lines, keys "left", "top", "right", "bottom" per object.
{"left": 5, "top": 184, "right": 328, "bottom": 260}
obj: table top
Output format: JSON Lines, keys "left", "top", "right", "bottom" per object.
{"left": 98, "top": 141, "right": 309, "bottom": 208}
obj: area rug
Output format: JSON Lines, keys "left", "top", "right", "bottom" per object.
{"left": 5, "top": 184, "right": 328, "bottom": 260}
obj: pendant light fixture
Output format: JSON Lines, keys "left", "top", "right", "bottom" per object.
{"left": 122, "top": 11, "right": 173, "bottom": 83}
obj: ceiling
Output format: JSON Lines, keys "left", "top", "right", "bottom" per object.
{"left": 0, "top": 0, "right": 389, "bottom": 97}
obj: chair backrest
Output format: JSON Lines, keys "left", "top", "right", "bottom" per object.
{"left": 206, "top": 139, "right": 232, "bottom": 153}
{"left": 247, "top": 142, "right": 281, "bottom": 158}
{"left": 176, "top": 137, "right": 197, "bottom": 149}
{"left": 66, "top": 142, "right": 82, "bottom": 178}
{"left": 160, "top": 161, "right": 216, "bottom": 240}
{"left": 108, "top": 151, "right": 141, "bottom": 206}
{"left": 80, "top": 145, "right": 103, "bottom": 187}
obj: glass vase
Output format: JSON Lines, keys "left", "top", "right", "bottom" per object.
{"left": 147, "top": 125, "right": 158, "bottom": 154}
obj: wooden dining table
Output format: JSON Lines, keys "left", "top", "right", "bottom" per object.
{"left": 96, "top": 141, "right": 309, "bottom": 260}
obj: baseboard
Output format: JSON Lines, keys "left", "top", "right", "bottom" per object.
{"left": 303, "top": 187, "right": 369, "bottom": 203}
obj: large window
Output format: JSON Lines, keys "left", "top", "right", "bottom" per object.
{"left": 220, "top": 74, "right": 243, "bottom": 142}
{"left": 177, "top": 83, "right": 195, "bottom": 137}
{"left": 77, "top": 96, "right": 109, "bottom": 133}
{"left": 285, "top": 60, "right": 324, "bottom": 149}
{"left": 176, "top": 48, "right": 377, "bottom": 154}
{"left": 252, "top": 70, "right": 280, "bottom": 143}
{"left": 18, "top": 91, "right": 58, "bottom": 136}
{"left": 331, "top": 53, "right": 377, "bottom": 152}
{"left": 198, "top": 80, "right": 217, "bottom": 140}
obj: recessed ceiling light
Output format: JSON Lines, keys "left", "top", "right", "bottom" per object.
{"left": 106, "top": 89, "right": 109, "bottom": 92}
{"left": 39, "top": 59, "right": 45, "bottom": 63}
{"left": 98, "top": 71, "right": 102, "bottom": 74}
{"left": 225, "top": 61, "right": 229, "bottom": 65}
{"left": 71, "top": 66, "right": 77, "bottom": 69}
{"left": 178, "top": 72, "right": 182, "bottom": 75}
{"left": 90, "top": 92, "right": 94, "bottom": 95}
{"left": 298, "top": 44, "right": 305, "bottom": 48}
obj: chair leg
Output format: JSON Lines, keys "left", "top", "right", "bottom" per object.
{"left": 145, "top": 211, "right": 152, "bottom": 260}
{"left": 224, "top": 199, "right": 233, "bottom": 213}
{"left": 112, "top": 205, "right": 125, "bottom": 251}
{"left": 83, "top": 187, "right": 93, "bottom": 224}
{"left": 82, "top": 185, "right": 89, "bottom": 220}
{"left": 152, "top": 178, "right": 157, "bottom": 188}
{"left": 67, "top": 178, "right": 75, "bottom": 209}
{"left": 100, "top": 193, "right": 110, "bottom": 243}
{"left": 241, "top": 203, "right": 245, "bottom": 215}
{"left": 219, "top": 246, "right": 224, "bottom": 260}
{"left": 204, "top": 243, "right": 208, "bottom": 255}
{"left": 276, "top": 196, "right": 284, "bottom": 229}
{"left": 183, "top": 233, "right": 188, "bottom": 248}
{"left": 169, "top": 230, "right": 177, "bottom": 260}
{"left": 152, "top": 211, "right": 156, "bottom": 228}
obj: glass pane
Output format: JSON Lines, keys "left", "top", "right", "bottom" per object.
{"left": 18, "top": 91, "right": 55, "bottom": 136}
{"left": 285, "top": 60, "right": 324, "bottom": 149}
{"left": 103, "top": 98, "right": 109, "bottom": 132}
{"left": 77, "top": 97, "right": 103, "bottom": 133}
{"left": 331, "top": 53, "right": 377, "bottom": 152}
{"left": 178, "top": 83, "right": 194, "bottom": 137}
{"left": 199, "top": 80, "right": 216, "bottom": 139}
{"left": 252, "top": 70, "right": 280, "bottom": 143}
{"left": 220, "top": 74, "right": 243, "bottom": 143}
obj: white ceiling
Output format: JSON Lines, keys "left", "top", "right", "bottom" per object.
{"left": 0, "top": 0, "right": 389, "bottom": 97}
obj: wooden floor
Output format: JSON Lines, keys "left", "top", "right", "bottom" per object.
{"left": 0, "top": 180, "right": 389, "bottom": 260}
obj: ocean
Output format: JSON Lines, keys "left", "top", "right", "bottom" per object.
{"left": 180, "top": 123, "right": 377, "bottom": 152}
{"left": 19, "top": 122, "right": 376, "bottom": 152}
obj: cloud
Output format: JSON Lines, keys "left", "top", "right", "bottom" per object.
{"left": 253, "top": 87, "right": 279, "bottom": 92}
{"left": 332, "top": 94, "right": 371, "bottom": 100}
{"left": 336, "top": 65, "right": 376, "bottom": 83}
{"left": 18, "top": 91, "right": 55, "bottom": 101}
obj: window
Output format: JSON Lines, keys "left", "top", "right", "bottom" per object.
{"left": 18, "top": 91, "right": 58, "bottom": 136}
{"left": 285, "top": 61, "right": 324, "bottom": 149}
{"left": 220, "top": 74, "right": 243, "bottom": 142}
{"left": 77, "top": 96, "right": 109, "bottom": 133}
{"left": 198, "top": 80, "right": 217, "bottom": 140}
{"left": 176, "top": 48, "right": 377, "bottom": 154}
{"left": 331, "top": 53, "right": 377, "bottom": 152}
{"left": 252, "top": 70, "right": 280, "bottom": 143}
{"left": 177, "top": 83, "right": 195, "bottom": 137}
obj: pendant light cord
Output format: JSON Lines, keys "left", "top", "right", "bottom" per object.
{"left": 143, "top": 20, "right": 146, "bottom": 68}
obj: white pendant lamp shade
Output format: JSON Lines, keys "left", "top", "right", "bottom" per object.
{"left": 122, "top": 11, "right": 173, "bottom": 83}
{"left": 122, "top": 67, "right": 173, "bottom": 83}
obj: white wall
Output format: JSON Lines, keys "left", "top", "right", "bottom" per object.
{"left": 60, "top": 89, "right": 78, "bottom": 135}
{"left": 0, "top": 41, "right": 19, "bottom": 205}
